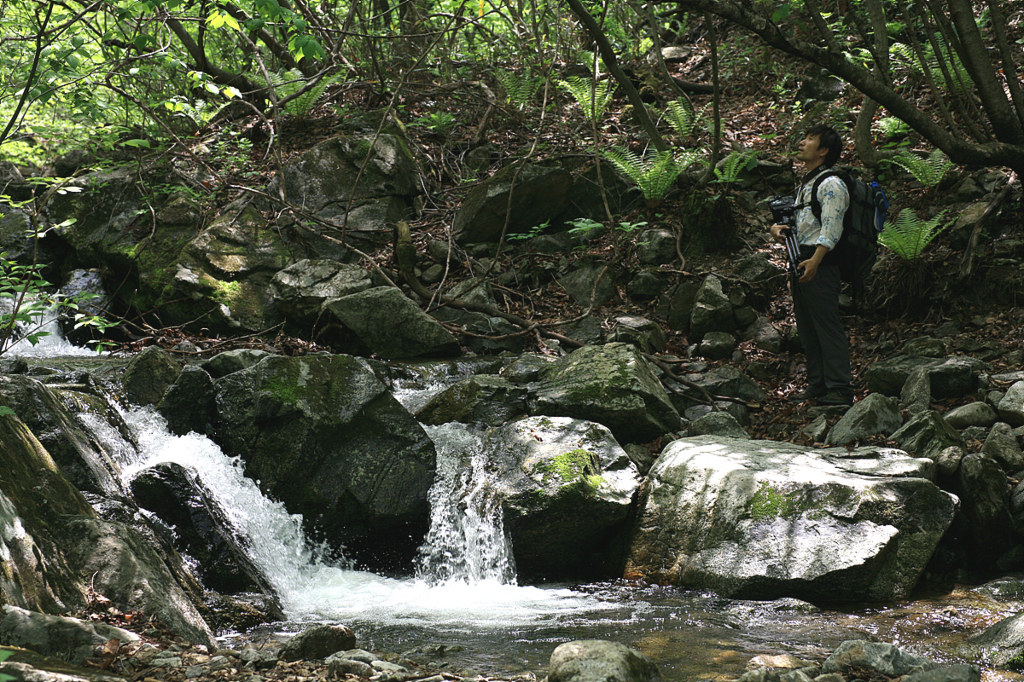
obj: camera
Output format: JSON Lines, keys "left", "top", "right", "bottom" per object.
{"left": 769, "top": 195, "right": 797, "bottom": 227}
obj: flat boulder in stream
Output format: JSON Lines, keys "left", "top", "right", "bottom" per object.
{"left": 212, "top": 354, "right": 436, "bottom": 572}
{"left": 528, "top": 343, "right": 681, "bottom": 443}
{"left": 624, "top": 436, "right": 957, "bottom": 601}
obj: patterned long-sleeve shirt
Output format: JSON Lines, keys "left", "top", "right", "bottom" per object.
{"left": 794, "top": 172, "right": 849, "bottom": 251}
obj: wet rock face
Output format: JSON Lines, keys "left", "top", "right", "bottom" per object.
{"left": 625, "top": 436, "right": 957, "bottom": 602}
{"left": 211, "top": 353, "right": 437, "bottom": 572}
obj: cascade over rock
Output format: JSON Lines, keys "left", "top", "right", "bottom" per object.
{"left": 624, "top": 436, "right": 957, "bottom": 601}
{"left": 528, "top": 343, "right": 681, "bottom": 443}
{"left": 0, "top": 375, "right": 126, "bottom": 498}
{"left": 211, "top": 353, "right": 437, "bottom": 571}
{"left": 483, "top": 416, "right": 642, "bottom": 579}
{"left": 129, "top": 462, "right": 275, "bottom": 597}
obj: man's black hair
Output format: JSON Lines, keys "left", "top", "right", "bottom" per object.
{"left": 806, "top": 123, "right": 842, "bottom": 167}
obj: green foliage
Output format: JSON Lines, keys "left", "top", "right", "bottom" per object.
{"left": 874, "top": 116, "right": 910, "bottom": 140}
{"left": 496, "top": 69, "right": 540, "bottom": 110}
{"left": 601, "top": 147, "right": 688, "bottom": 205}
{"left": 411, "top": 111, "right": 458, "bottom": 135}
{"left": 558, "top": 76, "right": 615, "bottom": 122}
{"left": 508, "top": 220, "right": 551, "bottom": 241}
{"left": 663, "top": 97, "right": 697, "bottom": 138}
{"left": 890, "top": 41, "right": 971, "bottom": 92}
{"left": 879, "top": 209, "right": 949, "bottom": 260}
{"left": 271, "top": 69, "right": 335, "bottom": 118}
{"left": 714, "top": 149, "right": 758, "bottom": 184}
{"left": 892, "top": 149, "right": 953, "bottom": 187}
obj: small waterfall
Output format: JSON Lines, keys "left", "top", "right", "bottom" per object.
{"left": 113, "top": 407, "right": 602, "bottom": 628}
{"left": 416, "top": 423, "right": 516, "bottom": 585}
{"left": 5, "top": 298, "right": 101, "bottom": 358}
{"left": 119, "top": 408, "right": 322, "bottom": 610}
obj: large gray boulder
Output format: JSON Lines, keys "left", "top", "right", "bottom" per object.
{"left": 323, "top": 286, "right": 461, "bottom": 359}
{"left": 982, "top": 422, "right": 1024, "bottom": 471}
{"left": 685, "top": 366, "right": 767, "bottom": 405}
{"left": 945, "top": 402, "right": 999, "bottom": 429}
{"left": 951, "top": 454, "right": 1018, "bottom": 570}
{"left": 269, "top": 259, "right": 373, "bottom": 323}
{"left": 528, "top": 343, "right": 681, "bottom": 443}
{"left": 122, "top": 346, "right": 182, "bottom": 406}
{"left": 269, "top": 134, "right": 420, "bottom": 207}
{"left": 415, "top": 375, "right": 529, "bottom": 426}
{"left": 212, "top": 354, "right": 437, "bottom": 571}
{"left": 548, "top": 640, "right": 662, "bottom": 682}
{"left": 480, "top": 417, "right": 642, "bottom": 579}
{"left": 453, "top": 163, "right": 573, "bottom": 244}
{"left": 624, "top": 436, "right": 956, "bottom": 601}
{"left": 128, "top": 462, "right": 273, "bottom": 597}
{"left": 825, "top": 393, "right": 902, "bottom": 446}
{"left": 278, "top": 624, "right": 357, "bottom": 661}
{"left": 556, "top": 258, "right": 619, "bottom": 309}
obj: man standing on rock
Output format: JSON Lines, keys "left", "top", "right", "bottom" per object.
{"left": 770, "top": 124, "right": 854, "bottom": 406}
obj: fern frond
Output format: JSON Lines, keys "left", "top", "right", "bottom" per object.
{"left": 714, "top": 149, "right": 757, "bottom": 183}
{"left": 496, "top": 69, "right": 539, "bottom": 110}
{"left": 272, "top": 69, "right": 334, "bottom": 118}
{"left": 601, "top": 146, "right": 682, "bottom": 204}
{"left": 558, "top": 76, "right": 615, "bottom": 122}
{"left": 879, "top": 208, "right": 949, "bottom": 260}
{"left": 664, "top": 97, "right": 696, "bottom": 138}
{"left": 874, "top": 116, "right": 909, "bottom": 139}
{"left": 892, "top": 149, "right": 952, "bottom": 187}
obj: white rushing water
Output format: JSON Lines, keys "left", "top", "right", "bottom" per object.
{"left": 120, "top": 408, "right": 609, "bottom": 630}
{"left": 5, "top": 302, "right": 103, "bottom": 358}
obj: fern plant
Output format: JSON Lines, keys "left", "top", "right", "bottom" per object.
{"left": 874, "top": 116, "right": 910, "bottom": 140}
{"left": 558, "top": 76, "right": 615, "bottom": 122}
{"left": 663, "top": 97, "right": 697, "bottom": 138}
{"left": 890, "top": 41, "right": 971, "bottom": 92}
{"left": 879, "top": 209, "right": 949, "bottom": 260}
{"left": 496, "top": 69, "right": 540, "bottom": 110}
{"left": 892, "top": 149, "right": 953, "bottom": 187}
{"left": 601, "top": 147, "right": 689, "bottom": 205}
{"left": 713, "top": 149, "right": 758, "bottom": 183}
{"left": 271, "top": 69, "right": 335, "bottom": 118}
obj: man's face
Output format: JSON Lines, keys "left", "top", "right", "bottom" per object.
{"left": 797, "top": 134, "right": 829, "bottom": 166}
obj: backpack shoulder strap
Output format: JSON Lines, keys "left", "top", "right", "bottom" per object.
{"left": 809, "top": 169, "right": 844, "bottom": 222}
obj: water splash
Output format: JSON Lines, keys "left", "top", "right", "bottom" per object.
{"left": 416, "top": 423, "right": 517, "bottom": 585}
{"left": 119, "top": 408, "right": 606, "bottom": 627}
{"left": 5, "top": 300, "right": 102, "bottom": 358}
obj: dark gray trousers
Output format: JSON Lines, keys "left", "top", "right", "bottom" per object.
{"left": 792, "top": 262, "right": 853, "bottom": 395}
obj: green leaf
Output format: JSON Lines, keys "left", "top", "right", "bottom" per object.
{"left": 0, "top": 406, "right": 15, "bottom": 418}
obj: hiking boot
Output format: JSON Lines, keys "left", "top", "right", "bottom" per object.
{"left": 788, "top": 388, "right": 826, "bottom": 403}
{"left": 816, "top": 390, "right": 854, "bottom": 406}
